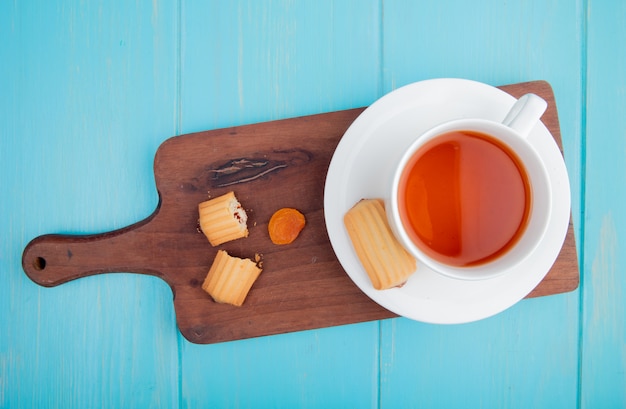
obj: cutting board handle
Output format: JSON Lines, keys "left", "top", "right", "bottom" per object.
{"left": 22, "top": 213, "right": 162, "bottom": 287}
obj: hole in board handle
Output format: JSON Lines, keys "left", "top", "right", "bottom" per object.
{"left": 33, "top": 257, "right": 46, "bottom": 271}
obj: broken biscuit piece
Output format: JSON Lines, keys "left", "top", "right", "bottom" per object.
{"left": 202, "top": 250, "right": 262, "bottom": 307}
{"left": 198, "top": 191, "right": 249, "bottom": 246}
{"left": 344, "top": 199, "right": 416, "bottom": 290}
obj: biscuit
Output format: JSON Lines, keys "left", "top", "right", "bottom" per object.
{"left": 199, "top": 191, "right": 248, "bottom": 246}
{"left": 344, "top": 199, "right": 416, "bottom": 290}
{"left": 202, "top": 250, "right": 262, "bottom": 306}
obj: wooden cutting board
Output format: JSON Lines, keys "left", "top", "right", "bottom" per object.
{"left": 22, "top": 80, "right": 579, "bottom": 344}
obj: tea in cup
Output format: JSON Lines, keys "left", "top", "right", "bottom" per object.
{"left": 386, "top": 93, "right": 551, "bottom": 280}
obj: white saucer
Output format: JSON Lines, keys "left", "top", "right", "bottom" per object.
{"left": 324, "top": 78, "right": 571, "bottom": 324}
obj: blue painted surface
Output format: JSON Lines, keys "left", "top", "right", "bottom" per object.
{"left": 1, "top": 0, "right": 623, "bottom": 407}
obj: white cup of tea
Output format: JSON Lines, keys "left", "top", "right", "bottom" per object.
{"left": 386, "top": 93, "right": 551, "bottom": 280}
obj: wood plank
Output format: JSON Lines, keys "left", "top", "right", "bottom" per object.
{"left": 177, "top": 2, "right": 382, "bottom": 408}
{"left": 0, "top": 0, "right": 180, "bottom": 407}
{"left": 580, "top": 0, "right": 626, "bottom": 406}
{"left": 378, "top": 1, "right": 583, "bottom": 407}
{"left": 179, "top": 0, "right": 382, "bottom": 134}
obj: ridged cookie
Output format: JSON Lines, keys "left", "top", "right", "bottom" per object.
{"left": 202, "top": 250, "right": 262, "bottom": 306}
{"left": 198, "top": 191, "right": 249, "bottom": 246}
{"left": 344, "top": 199, "right": 416, "bottom": 290}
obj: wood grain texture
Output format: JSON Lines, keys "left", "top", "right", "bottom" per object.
{"left": 379, "top": 1, "right": 584, "bottom": 408}
{"left": 0, "top": 0, "right": 180, "bottom": 408}
{"left": 176, "top": 2, "right": 383, "bottom": 406}
{"left": 7, "top": 0, "right": 626, "bottom": 407}
{"left": 580, "top": 1, "right": 626, "bottom": 406}
{"left": 21, "top": 80, "right": 578, "bottom": 345}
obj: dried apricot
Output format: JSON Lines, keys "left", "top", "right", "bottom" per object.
{"left": 268, "top": 208, "right": 306, "bottom": 245}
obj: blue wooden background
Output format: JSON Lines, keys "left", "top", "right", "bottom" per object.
{"left": 1, "top": 0, "right": 624, "bottom": 407}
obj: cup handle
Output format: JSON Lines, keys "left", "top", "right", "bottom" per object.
{"left": 501, "top": 93, "right": 548, "bottom": 138}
